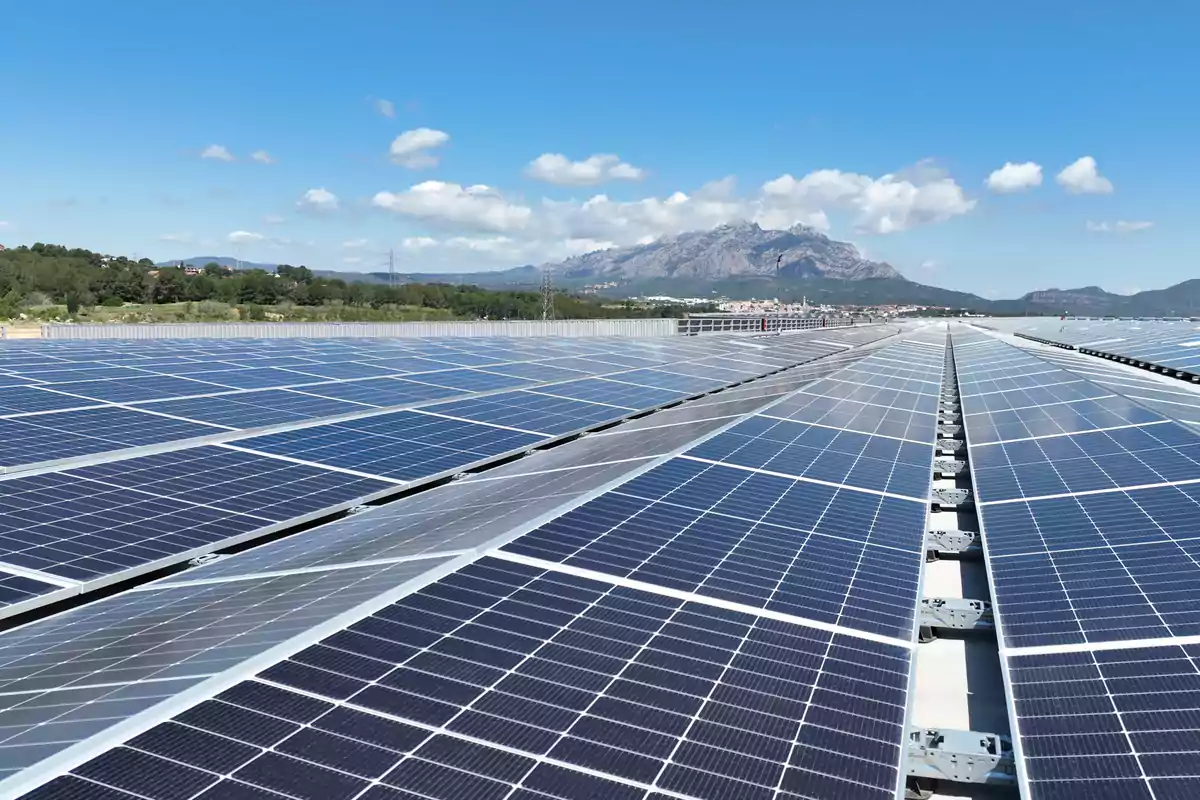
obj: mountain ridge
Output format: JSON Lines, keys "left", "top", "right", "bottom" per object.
{"left": 159, "top": 224, "right": 1200, "bottom": 315}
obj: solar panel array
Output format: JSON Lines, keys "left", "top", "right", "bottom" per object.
{"left": 954, "top": 328, "right": 1200, "bottom": 800}
{"left": 10, "top": 330, "right": 949, "bottom": 800}
{"left": 1009, "top": 318, "right": 1200, "bottom": 377}
{"left": 0, "top": 331, "right": 899, "bottom": 624}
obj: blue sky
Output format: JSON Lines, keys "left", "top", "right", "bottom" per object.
{"left": 2, "top": 1, "right": 1197, "bottom": 297}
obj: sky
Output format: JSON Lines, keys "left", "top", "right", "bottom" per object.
{"left": 2, "top": 1, "right": 1198, "bottom": 297}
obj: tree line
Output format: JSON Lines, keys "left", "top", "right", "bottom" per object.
{"left": 0, "top": 243, "right": 716, "bottom": 320}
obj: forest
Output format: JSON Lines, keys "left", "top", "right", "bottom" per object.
{"left": 0, "top": 243, "right": 715, "bottom": 322}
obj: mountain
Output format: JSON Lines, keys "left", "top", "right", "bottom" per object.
{"left": 549, "top": 221, "right": 902, "bottom": 282}
{"left": 156, "top": 256, "right": 278, "bottom": 270}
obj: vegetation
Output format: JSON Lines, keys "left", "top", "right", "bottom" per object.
{"left": 0, "top": 243, "right": 716, "bottom": 323}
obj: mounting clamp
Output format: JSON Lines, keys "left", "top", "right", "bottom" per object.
{"left": 938, "top": 412, "right": 962, "bottom": 425}
{"left": 936, "top": 438, "right": 964, "bottom": 454}
{"left": 187, "top": 553, "right": 225, "bottom": 567}
{"left": 937, "top": 424, "right": 962, "bottom": 438}
{"left": 931, "top": 486, "right": 972, "bottom": 510}
{"left": 906, "top": 727, "right": 1015, "bottom": 798}
{"left": 925, "top": 530, "right": 980, "bottom": 560}
{"left": 932, "top": 457, "right": 965, "bottom": 476}
{"left": 919, "top": 597, "right": 993, "bottom": 641}
{"left": 347, "top": 505, "right": 372, "bottom": 515}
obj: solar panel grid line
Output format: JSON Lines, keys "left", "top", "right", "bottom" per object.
{"left": 961, "top": 394, "right": 1120, "bottom": 416}
{"left": 977, "top": 473, "right": 1200, "bottom": 507}
{"left": 676, "top": 454, "right": 930, "bottom": 504}
{"left": 967, "top": 418, "right": 1173, "bottom": 448}
{"left": 753, "top": 415, "right": 928, "bottom": 445}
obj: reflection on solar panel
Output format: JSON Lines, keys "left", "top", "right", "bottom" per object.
{"left": 0, "top": 324, "right": 940, "bottom": 799}
{"left": 954, "top": 327, "right": 1200, "bottom": 799}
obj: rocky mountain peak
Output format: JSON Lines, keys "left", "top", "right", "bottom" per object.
{"left": 545, "top": 223, "right": 901, "bottom": 282}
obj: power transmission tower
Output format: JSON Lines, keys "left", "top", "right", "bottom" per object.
{"left": 540, "top": 267, "right": 555, "bottom": 321}
{"left": 388, "top": 248, "right": 396, "bottom": 288}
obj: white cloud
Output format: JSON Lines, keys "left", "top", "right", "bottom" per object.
{"left": 158, "top": 233, "right": 193, "bottom": 244}
{"left": 200, "top": 144, "right": 235, "bottom": 162}
{"left": 985, "top": 161, "right": 1043, "bottom": 193}
{"left": 525, "top": 153, "right": 646, "bottom": 186}
{"left": 375, "top": 161, "right": 976, "bottom": 269}
{"left": 1086, "top": 220, "right": 1153, "bottom": 233}
{"left": 251, "top": 150, "right": 276, "bottom": 164}
{"left": 0, "top": 221, "right": 10, "bottom": 229}
{"left": 760, "top": 168, "right": 975, "bottom": 234}
{"left": 375, "top": 98, "right": 396, "bottom": 118}
{"left": 1056, "top": 156, "right": 1113, "bottom": 194}
{"left": 342, "top": 238, "right": 370, "bottom": 249}
{"left": 389, "top": 128, "right": 450, "bottom": 168}
{"left": 263, "top": 214, "right": 286, "bottom": 225}
{"left": 918, "top": 259, "right": 939, "bottom": 271}
{"left": 373, "top": 181, "right": 533, "bottom": 232}
{"left": 227, "top": 230, "right": 264, "bottom": 244}
{"left": 296, "top": 187, "right": 339, "bottom": 212}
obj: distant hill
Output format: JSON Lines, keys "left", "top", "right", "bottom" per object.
{"left": 156, "top": 256, "right": 278, "bottom": 271}
{"left": 548, "top": 222, "right": 901, "bottom": 282}
{"left": 159, "top": 228, "right": 1200, "bottom": 315}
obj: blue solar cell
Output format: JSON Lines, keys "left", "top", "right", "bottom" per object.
{"left": 0, "top": 408, "right": 221, "bottom": 467}
{"left": 290, "top": 377, "right": 461, "bottom": 407}
{"left": 1009, "top": 645, "right": 1200, "bottom": 800}
{"left": 528, "top": 378, "right": 688, "bottom": 409}
{"left": 234, "top": 412, "right": 543, "bottom": 481}
{"left": 0, "top": 386, "right": 99, "bottom": 415}
{"left": 502, "top": 458, "right": 926, "bottom": 638}
{"left": 403, "top": 369, "right": 533, "bottom": 392}
{"left": 145, "top": 389, "right": 368, "bottom": 429}
{"left": 70, "top": 447, "right": 394, "bottom": 522}
{"left": 688, "top": 416, "right": 932, "bottom": 499}
{"left": 426, "top": 391, "right": 622, "bottom": 435}
{"left": 44, "top": 375, "right": 229, "bottom": 403}
{"left": 197, "top": 367, "right": 330, "bottom": 390}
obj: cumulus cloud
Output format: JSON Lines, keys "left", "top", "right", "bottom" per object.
{"left": 158, "top": 233, "right": 193, "bottom": 243}
{"left": 227, "top": 230, "right": 264, "bottom": 244}
{"left": 297, "top": 187, "right": 339, "bottom": 212}
{"left": 389, "top": 128, "right": 450, "bottom": 168}
{"left": 263, "top": 214, "right": 286, "bottom": 225}
{"left": 760, "top": 168, "right": 975, "bottom": 234}
{"left": 375, "top": 161, "right": 976, "bottom": 269}
{"left": 200, "top": 144, "right": 235, "bottom": 162}
{"left": 985, "top": 161, "right": 1043, "bottom": 193}
{"left": 373, "top": 181, "right": 533, "bottom": 232}
{"left": 525, "top": 153, "right": 646, "bottom": 186}
{"left": 1086, "top": 220, "right": 1153, "bottom": 233}
{"left": 251, "top": 150, "right": 276, "bottom": 164}
{"left": 375, "top": 98, "right": 396, "bottom": 118}
{"left": 1057, "top": 156, "right": 1113, "bottom": 194}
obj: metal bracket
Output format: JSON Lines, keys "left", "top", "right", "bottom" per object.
{"left": 925, "top": 529, "right": 980, "bottom": 560}
{"left": 938, "top": 412, "right": 961, "bottom": 424}
{"left": 451, "top": 472, "right": 471, "bottom": 481}
{"left": 936, "top": 438, "right": 964, "bottom": 454}
{"left": 931, "top": 486, "right": 972, "bottom": 509}
{"left": 938, "top": 401, "right": 959, "bottom": 413}
{"left": 347, "top": 505, "right": 372, "bottom": 515}
{"left": 187, "top": 553, "right": 225, "bottom": 567}
{"left": 937, "top": 424, "right": 962, "bottom": 438}
{"left": 919, "top": 597, "right": 993, "bottom": 640}
{"left": 906, "top": 727, "right": 1016, "bottom": 794}
{"left": 932, "top": 457, "right": 965, "bottom": 475}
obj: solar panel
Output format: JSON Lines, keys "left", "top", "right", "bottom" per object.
{"left": 953, "top": 328, "right": 1200, "bottom": 799}
{"left": 0, "top": 556, "right": 457, "bottom": 782}
{"left": 0, "top": 325, "right": 923, "bottom": 797}
{"left": 25, "top": 557, "right": 914, "bottom": 800}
